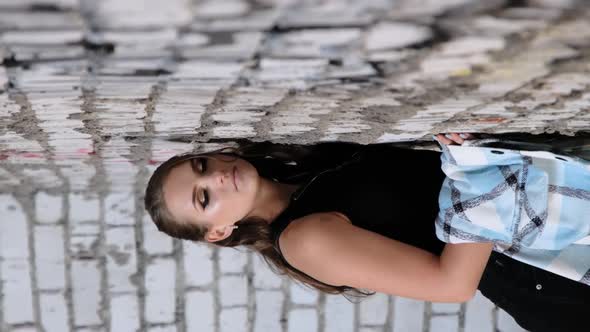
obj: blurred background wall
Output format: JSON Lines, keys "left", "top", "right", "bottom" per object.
{"left": 1, "top": 0, "right": 589, "bottom": 331}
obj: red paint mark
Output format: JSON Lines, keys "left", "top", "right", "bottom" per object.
{"left": 78, "top": 148, "right": 97, "bottom": 155}
{"left": 21, "top": 153, "right": 42, "bottom": 158}
{"left": 0, "top": 151, "right": 43, "bottom": 159}
{"left": 148, "top": 159, "right": 159, "bottom": 165}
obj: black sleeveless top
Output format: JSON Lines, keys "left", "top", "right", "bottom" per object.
{"left": 269, "top": 144, "right": 590, "bottom": 332}
{"left": 270, "top": 145, "right": 446, "bottom": 257}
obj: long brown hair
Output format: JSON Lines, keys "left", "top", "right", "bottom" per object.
{"left": 144, "top": 141, "right": 373, "bottom": 297}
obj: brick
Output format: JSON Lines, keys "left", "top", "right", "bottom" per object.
{"left": 359, "top": 293, "right": 389, "bottom": 326}
{"left": 0, "top": 195, "right": 34, "bottom": 325}
{"left": 34, "top": 225, "right": 66, "bottom": 290}
{"left": 145, "top": 258, "right": 176, "bottom": 324}
{"left": 288, "top": 309, "right": 318, "bottom": 332}
{"left": 430, "top": 315, "right": 459, "bottom": 332}
{"left": 392, "top": 297, "right": 424, "bottom": 332}
{"left": 186, "top": 291, "right": 215, "bottom": 332}
{"left": 218, "top": 247, "right": 248, "bottom": 274}
{"left": 464, "top": 291, "right": 494, "bottom": 332}
{"left": 110, "top": 294, "right": 140, "bottom": 332}
{"left": 104, "top": 191, "right": 135, "bottom": 226}
{"left": 69, "top": 193, "right": 100, "bottom": 223}
{"left": 252, "top": 253, "right": 282, "bottom": 289}
{"left": 39, "top": 292, "right": 70, "bottom": 332}
{"left": 431, "top": 302, "right": 461, "bottom": 314}
{"left": 289, "top": 281, "right": 318, "bottom": 305}
{"left": 105, "top": 227, "right": 138, "bottom": 293}
{"left": 440, "top": 36, "right": 505, "bottom": 56}
{"left": 264, "top": 29, "right": 360, "bottom": 58}
{"left": 35, "top": 191, "right": 63, "bottom": 223}
{"left": 142, "top": 214, "right": 174, "bottom": 256}
{"left": 254, "top": 291, "right": 283, "bottom": 332}
{"left": 219, "top": 275, "right": 248, "bottom": 306}
{"left": 92, "top": 0, "right": 191, "bottom": 28}
{"left": 366, "top": 22, "right": 432, "bottom": 51}
{"left": 1, "top": 195, "right": 30, "bottom": 259}
{"left": 220, "top": 307, "right": 248, "bottom": 332}
{"left": 324, "top": 294, "right": 354, "bottom": 332}
{"left": 183, "top": 242, "right": 214, "bottom": 287}
{"left": 71, "top": 259, "right": 102, "bottom": 326}
{"left": 2, "top": 259, "right": 35, "bottom": 325}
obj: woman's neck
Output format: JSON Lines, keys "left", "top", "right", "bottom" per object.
{"left": 249, "top": 178, "right": 299, "bottom": 224}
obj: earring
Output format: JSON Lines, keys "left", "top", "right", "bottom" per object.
{"left": 229, "top": 225, "right": 238, "bottom": 230}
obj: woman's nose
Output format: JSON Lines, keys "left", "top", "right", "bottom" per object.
{"left": 211, "top": 168, "right": 231, "bottom": 188}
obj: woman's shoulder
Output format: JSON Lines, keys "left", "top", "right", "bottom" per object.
{"left": 278, "top": 212, "right": 352, "bottom": 254}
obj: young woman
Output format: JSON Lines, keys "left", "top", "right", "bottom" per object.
{"left": 144, "top": 133, "right": 590, "bottom": 332}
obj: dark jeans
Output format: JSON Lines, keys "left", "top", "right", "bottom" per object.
{"left": 478, "top": 252, "right": 590, "bottom": 332}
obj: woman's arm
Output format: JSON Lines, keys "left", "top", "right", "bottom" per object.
{"left": 279, "top": 212, "right": 493, "bottom": 302}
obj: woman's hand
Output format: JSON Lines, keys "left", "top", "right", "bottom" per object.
{"left": 434, "top": 133, "right": 475, "bottom": 145}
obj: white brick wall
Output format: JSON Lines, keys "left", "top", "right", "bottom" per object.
{"left": 71, "top": 259, "right": 103, "bottom": 326}
{"left": 142, "top": 214, "right": 174, "bottom": 256}
{"left": 464, "top": 291, "right": 494, "bottom": 332}
{"left": 253, "top": 254, "right": 283, "bottom": 289}
{"left": 110, "top": 294, "right": 140, "bottom": 332}
{"left": 254, "top": 291, "right": 283, "bottom": 332}
{"left": 3, "top": 1, "right": 586, "bottom": 331}
{"left": 105, "top": 192, "right": 135, "bottom": 226}
{"left": 1, "top": 195, "right": 35, "bottom": 325}
{"left": 39, "top": 292, "right": 70, "bottom": 332}
{"left": 105, "top": 227, "right": 138, "bottom": 293}
{"left": 34, "top": 225, "right": 66, "bottom": 290}
{"left": 290, "top": 282, "right": 318, "bottom": 305}
{"left": 219, "top": 275, "right": 248, "bottom": 306}
{"left": 392, "top": 297, "right": 425, "bottom": 332}
{"left": 186, "top": 291, "right": 215, "bottom": 332}
{"left": 324, "top": 295, "right": 354, "bottom": 332}
{"left": 218, "top": 247, "right": 248, "bottom": 274}
{"left": 359, "top": 293, "right": 389, "bottom": 326}
{"left": 220, "top": 308, "right": 249, "bottom": 332}
{"left": 183, "top": 242, "right": 214, "bottom": 287}
{"left": 288, "top": 309, "right": 318, "bottom": 332}
{"left": 430, "top": 315, "right": 459, "bottom": 332}
{"left": 35, "top": 191, "right": 63, "bottom": 223}
{"left": 145, "top": 258, "right": 176, "bottom": 325}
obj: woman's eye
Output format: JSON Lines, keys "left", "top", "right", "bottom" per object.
{"left": 198, "top": 159, "right": 209, "bottom": 209}
{"left": 200, "top": 189, "right": 209, "bottom": 209}
{"left": 200, "top": 158, "right": 207, "bottom": 173}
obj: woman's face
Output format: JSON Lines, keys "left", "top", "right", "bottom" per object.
{"left": 161, "top": 154, "right": 260, "bottom": 241}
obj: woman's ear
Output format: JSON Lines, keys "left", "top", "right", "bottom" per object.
{"left": 204, "top": 225, "right": 237, "bottom": 242}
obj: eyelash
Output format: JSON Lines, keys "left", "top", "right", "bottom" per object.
{"left": 195, "top": 158, "right": 209, "bottom": 209}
